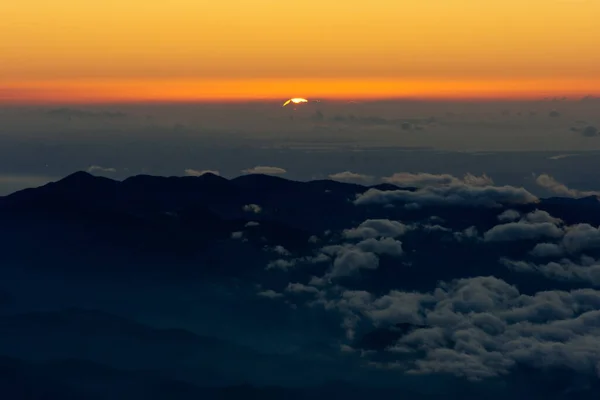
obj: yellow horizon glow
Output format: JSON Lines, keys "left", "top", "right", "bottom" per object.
{"left": 2, "top": 0, "right": 600, "bottom": 103}
{"left": 2, "top": 78, "right": 600, "bottom": 105}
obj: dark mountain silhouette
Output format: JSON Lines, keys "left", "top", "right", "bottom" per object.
{"left": 1, "top": 171, "right": 599, "bottom": 283}
{"left": 0, "top": 173, "right": 383, "bottom": 276}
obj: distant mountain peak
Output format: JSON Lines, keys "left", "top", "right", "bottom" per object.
{"left": 57, "top": 171, "right": 115, "bottom": 186}
{"left": 61, "top": 170, "right": 94, "bottom": 180}
{"left": 231, "top": 174, "right": 303, "bottom": 190}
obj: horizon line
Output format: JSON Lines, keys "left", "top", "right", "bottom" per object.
{"left": 3, "top": 78, "right": 600, "bottom": 105}
{"left": 1, "top": 95, "right": 598, "bottom": 106}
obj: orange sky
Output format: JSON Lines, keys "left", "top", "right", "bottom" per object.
{"left": 2, "top": 0, "right": 600, "bottom": 103}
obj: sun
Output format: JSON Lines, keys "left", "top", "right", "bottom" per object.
{"left": 282, "top": 98, "right": 308, "bottom": 107}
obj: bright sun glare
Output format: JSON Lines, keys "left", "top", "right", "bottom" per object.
{"left": 282, "top": 98, "right": 309, "bottom": 107}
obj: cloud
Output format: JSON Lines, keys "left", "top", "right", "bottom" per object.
{"left": 453, "top": 226, "right": 480, "bottom": 241}
{"left": 355, "top": 237, "right": 404, "bottom": 257}
{"left": 483, "top": 220, "right": 600, "bottom": 256}
{"left": 87, "top": 165, "right": 116, "bottom": 173}
{"left": 266, "top": 253, "right": 330, "bottom": 271}
{"left": 548, "top": 154, "right": 579, "bottom": 160}
{"left": 529, "top": 242, "right": 565, "bottom": 258}
{"left": 329, "top": 249, "right": 379, "bottom": 278}
{"left": 522, "top": 209, "right": 563, "bottom": 225}
{"left": 271, "top": 245, "right": 291, "bottom": 256}
{"left": 355, "top": 184, "right": 538, "bottom": 208}
{"left": 382, "top": 172, "right": 493, "bottom": 188}
{"left": 536, "top": 174, "right": 600, "bottom": 198}
{"left": 184, "top": 169, "right": 220, "bottom": 176}
{"left": 421, "top": 223, "right": 453, "bottom": 233}
{"left": 497, "top": 209, "right": 521, "bottom": 222}
{"left": 501, "top": 257, "right": 600, "bottom": 286}
{"left": 357, "top": 173, "right": 538, "bottom": 208}
{"left": 256, "top": 207, "right": 600, "bottom": 382}
{"left": 309, "top": 276, "right": 329, "bottom": 287}
{"left": 266, "top": 259, "right": 297, "bottom": 271}
{"left": 549, "top": 110, "right": 561, "bottom": 117}
{"left": 274, "top": 230, "right": 404, "bottom": 283}
{"left": 483, "top": 210, "right": 564, "bottom": 242}
{"left": 242, "top": 204, "right": 262, "bottom": 214}
{"left": 231, "top": 231, "right": 243, "bottom": 239}
{"left": 383, "top": 172, "right": 456, "bottom": 187}
{"left": 462, "top": 173, "right": 494, "bottom": 186}
{"left": 285, "top": 283, "right": 321, "bottom": 295}
{"left": 257, "top": 290, "right": 284, "bottom": 299}
{"left": 242, "top": 166, "right": 287, "bottom": 175}
{"left": 328, "top": 171, "right": 374, "bottom": 184}
{"left": 343, "top": 219, "right": 409, "bottom": 239}
{"left": 562, "top": 224, "right": 600, "bottom": 254}
{"left": 311, "top": 275, "right": 600, "bottom": 380}
{"left": 265, "top": 220, "right": 405, "bottom": 277}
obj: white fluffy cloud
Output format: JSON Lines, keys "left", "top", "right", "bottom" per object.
{"left": 242, "top": 166, "right": 287, "bottom": 175}
{"left": 529, "top": 242, "right": 565, "bottom": 258}
{"left": 536, "top": 174, "right": 600, "bottom": 199}
{"left": 257, "top": 290, "right": 284, "bottom": 299}
{"left": 562, "top": 224, "right": 600, "bottom": 254}
{"left": 453, "top": 226, "right": 480, "bottom": 242}
{"left": 483, "top": 222, "right": 564, "bottom": 242}
{"left": 328, "top": 171, "right": 374, "bottom": 184}
{"left": 184, "top": 169, "right": 220, "bottom": 176}
{"left": 356, "top": 185, "right": 538, "bottom": 208}
{"left": 355, "top": 173, "right": 537, "bottom": 208}
{"left": 271, "top": 245, "right": 291, "bottom": 256}
{"left": 343, "top": 219, "right": 408, "bottom": 239}
{"left": 87, "top": 165, "right": 116, "bottom": 173}
{"left": 382, "top": 172, "right": 493, "bottom": 188}
{"left": 497, "top": 209, "right": 521, "bottom": 222}
{"left": 355, "top": 237, "right": 404, "bottom": 257}
{"left": 285, "top": 282, "right": 321, "bottom": 295}
{"left": 242, "top": 204, "right": 262, "bottom": 214}
{"left": 501, "top": 257, "right": 600, "bottom": 286}
{"left": 522, "top": 209, "right": 563, "bottom": 225}
{"left": 265, "top": 253, "right": 330, "bottom": 271}
{"left": 329, "top": 249, "right": 380, "bottom": 278}
{"left": 264, "top": 219, "right": 406, "bottom": 277}
{"left": 483, "top": 210, "right": 565, "bottom": 242}
{"left": 310, "top": 275, "right": 600, "bottom": 380}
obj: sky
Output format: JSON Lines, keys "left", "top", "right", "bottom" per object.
{"left": 2, "top": 0, "right": 600, "bottom": 103}
{"left": 1, "top": 98, "right": 600, "bottom": 195}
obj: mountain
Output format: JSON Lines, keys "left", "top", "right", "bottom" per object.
{"left": 3, "top": 172, "right": 600, "bottom": 398}
{"left": 0, "top": 171, "right": 598, "bottom": 283}
{"left": 0, "top": 173, "right": 387, "bottom": 278}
